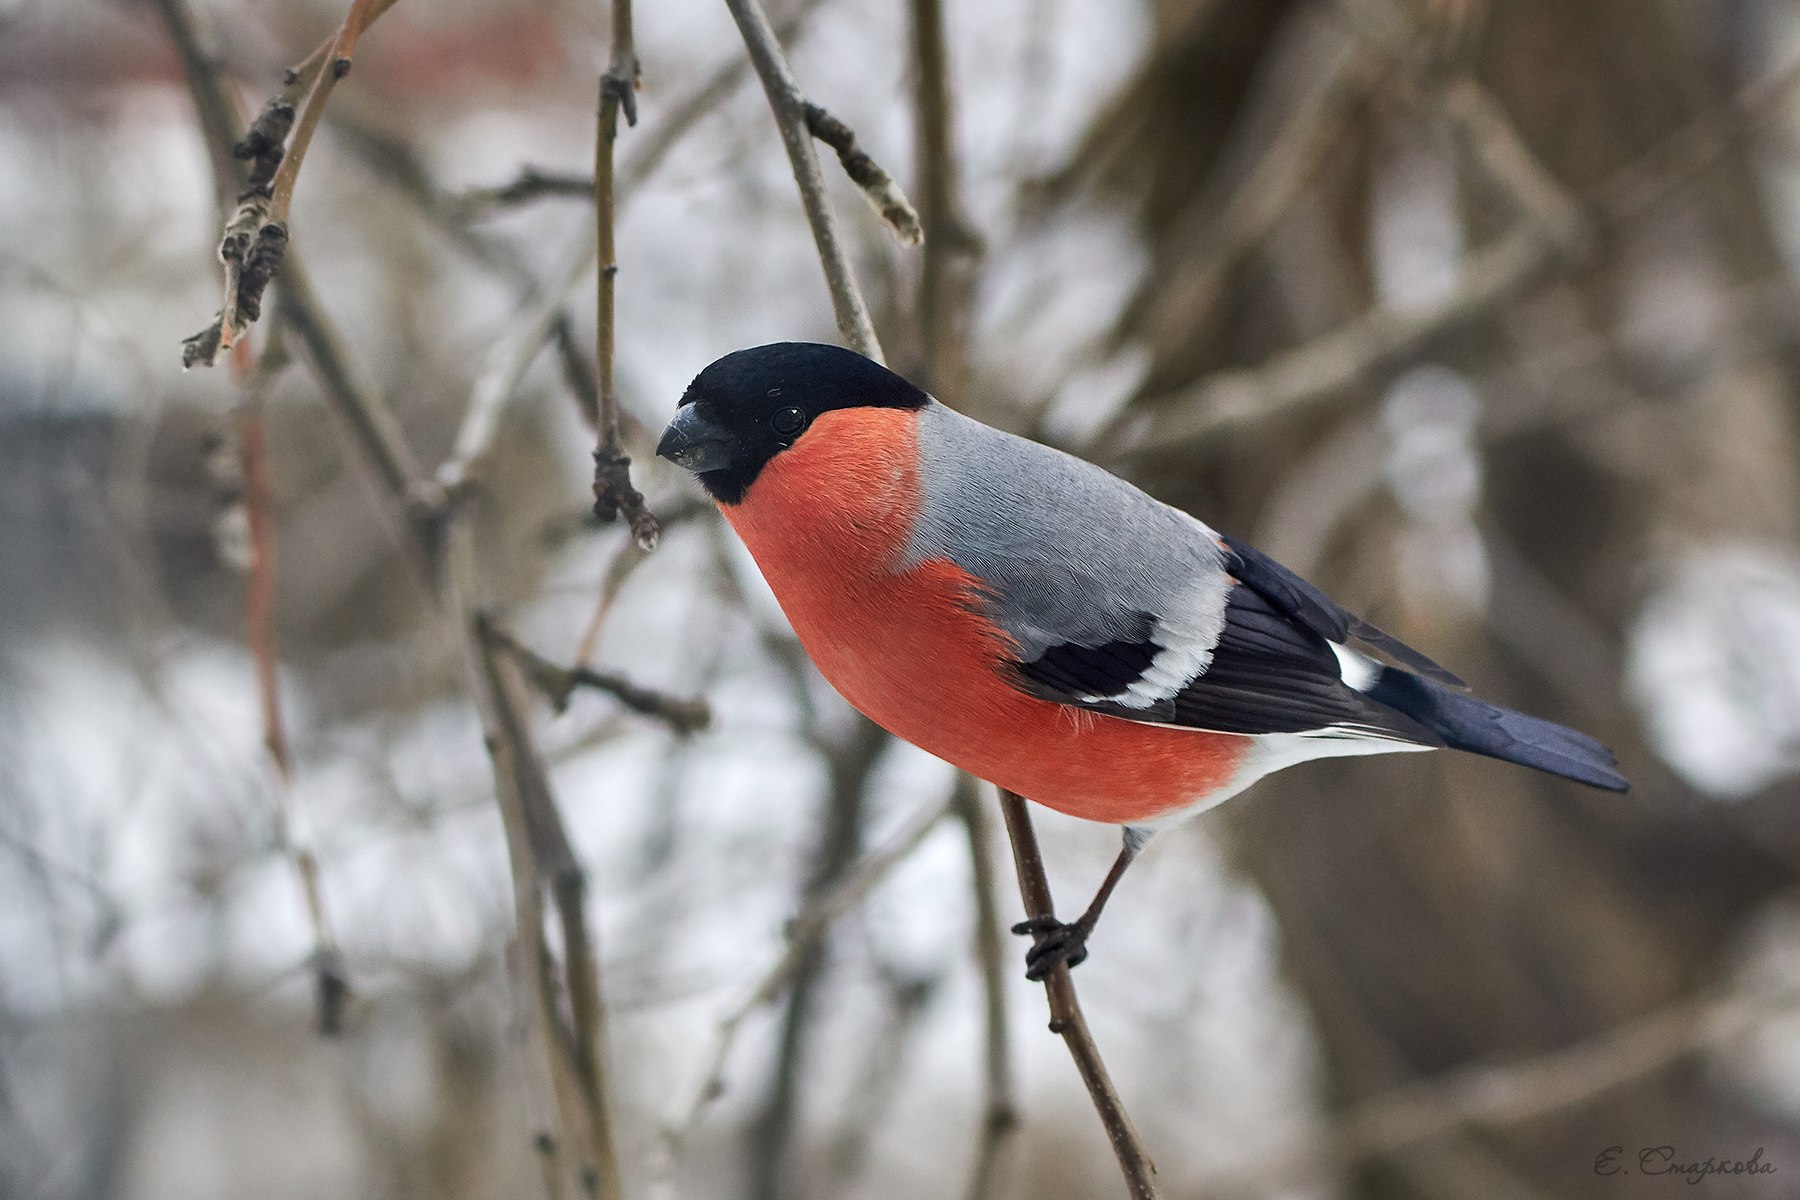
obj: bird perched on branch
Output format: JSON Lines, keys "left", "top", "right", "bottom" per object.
{"left": 658, "top": 342, "right": 1627, "bottom": 980}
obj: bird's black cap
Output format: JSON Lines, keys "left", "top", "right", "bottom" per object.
{"left": 657, "top": 342, "right": 928, "bottom": 503}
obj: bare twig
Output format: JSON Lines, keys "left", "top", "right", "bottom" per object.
{"left": 485, "top": 622, "right": 710, "bottom": 735}
{"left": 234, "top": 325, "right": 351, "bottom": 1035}
{"left": 909, "top": 0, "right": 981, "bottom": 395}
{"left": 724, "top": 0, "right": 884, "bottom": 359}
{"left": 181, "top": 0, "right": 405, "bottom": 366}
{"left": 659, "top": 791, "right": 955, "bottom": 1167}
{"left": 803, "top": 104, "right": 924, "bottom": 246}
{"left": 592, "top": 0, "right": 659, "bottom": 551}
{"left": 998, "top": 789, "right": 1161, "bottom": 1200}
{"left": 955, "top": 776, "right": 1018, "bottom": 1200}
{"left": 457, "top": 166, "right": 597, "bottom": 216}
{"left": 463, "top": 599, "right": 624, "bottom": 1200}
{"left": 450, "top": 0, "right": 835, "bottom": 218}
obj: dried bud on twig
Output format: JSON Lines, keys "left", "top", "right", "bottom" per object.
{"left": 804, "top": 102, "right": 924, "bottom": 246}
{"left": 593, "top": 443, "right": 661, "bottom": 551}
{"left": 233, "top": 98, "right": 295, "bottom": 189}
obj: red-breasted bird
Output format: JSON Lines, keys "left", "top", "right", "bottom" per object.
{"left": 658, "top": 342, "right": 1628, "bottom": 979}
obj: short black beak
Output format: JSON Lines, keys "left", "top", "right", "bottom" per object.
{"left": 656, "top": 405, "right": 735, "bottom": 473}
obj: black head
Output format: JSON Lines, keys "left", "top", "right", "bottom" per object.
{"left": 656, "top": 342, "right": 929, "bottom": 503}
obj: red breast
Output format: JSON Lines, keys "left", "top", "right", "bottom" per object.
{"left": 721, "top": 407, "right": 1249, "bottom": 825}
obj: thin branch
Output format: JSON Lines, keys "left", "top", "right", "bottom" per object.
{"left": 723, "top": 0, "right": 884, "bottom": 359}
{"left": 450, "top": 0, "right": 835, "bottom": 218}
{"left": 463, "top": 597, "right": 624, "bottom": 1200}
{"left": 658, "top": 791, "right": 956, "bottom": 1168}
{"left": 724, "top": 10, "right": 1147, "bottom": 1191}
{"left": 803, "top": 104, "right": 924, "bottom": 246}
{"left": 592, "top": 0, "right": 659, "bottom": 551}
{"left": 456, "top": 166, "right": 597, "bottom": 216}
{"left": 235, "top": 324, "right": 351, "bottom": 1035}
{"left": 909, "top": 0, "right": 981, "bottom": 395}
{"left": 997, "top": 789, "right": 1161, "bottom": 1200}
{"left": 158, "top": 0, "right": 354, "bottom": 1037}
{"left": 485, "top": 622, "right": 711, "bottom": 735}
{"left": 955, "top": 776, "right": 1018, "bottom": 1200}
{"left": 180, "top": 0, "right": 405, "bottom": 366}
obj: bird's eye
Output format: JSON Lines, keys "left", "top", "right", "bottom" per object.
{"left": 770, "top": 406, "right": 808, "bottom": 438}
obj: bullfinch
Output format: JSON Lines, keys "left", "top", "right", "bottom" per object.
{"left": 657, "top": 342, "right": 1628, "bottom": 980}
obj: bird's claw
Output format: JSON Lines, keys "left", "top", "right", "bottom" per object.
{"left": 1010, "top": 916, "right": 1090, "bottom": 981}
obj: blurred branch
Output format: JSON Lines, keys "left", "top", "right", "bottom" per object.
{"left": 457, "top": 167, "right": 596, "bottom": 216}
{"left": 747, "top": 716, "right": 885, "bottom": 1200}
{"left": 1121, "top": 37, "right": 1381, "bottom": 362}
{"left": 159, "top": 0, "right": 360, "bottom": 1036}
{"left": 909, "top": 0, "right": 981, "bottom": 395}
{"left": 275, "top": 260, "right": 439, "bottom": 521}
{"left": 235, "top": 325, "right": 351, "bottom": 1035}
{"left": 1112, "top": 226, "right": 1564, "bottom": 456}
{"left": 1436, "top": 77, "right": 1587, "bottom": 250}
{"left": 657, "top": 789, "right": 955, "bottom": 1177}
{"left": 1100, "top": 50, "right": 1589, "bottom": 460}
{"left": 1207, "top": 982, "right": 1797, "bottom": 1197}
{"left": 464, "top": 600, "right": 625, "bottom": 1200}
{"left": 955, "top": 776, "right": 1018, "bottom": 1200}
{"left": 485, "top": 622, "right": 710, "bottom": 735}
{"left": 997, "top": 789, "right": 1161, "bottom": 1200}
{"left": 724, "top": 0, "right": 885, "bottom": 358}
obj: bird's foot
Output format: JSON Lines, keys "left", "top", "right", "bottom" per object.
{"left": 1010, "top": 915, "right": 1090, "bottom": 982}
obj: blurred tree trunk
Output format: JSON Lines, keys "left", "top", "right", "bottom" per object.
{"left": 1066, "top": 1, "right": 1800, "bottom": 1194}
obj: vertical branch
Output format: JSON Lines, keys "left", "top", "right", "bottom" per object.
{"left": 723, "top": 0, "right": 883, "bottom": 360}
{"left": 955, "top": 776, "right": 1018, "bottom": 1200}
{"left": 457, "top": 566, "right": 627, "bottom": 1200}
{"left": 592, "top": 0, "right": 660, "bottom": 549}
{"left": 998, "top": 790, "right": 1161, "bottom": 1200}
{"left": 746, "top": 717, "right": 885, "bottom": 1200}
{"left": 908, "top": 0, "right": 978, "bottom": 395}
{"left": 236, "top": 326, "right": 349, "bottom": 1035}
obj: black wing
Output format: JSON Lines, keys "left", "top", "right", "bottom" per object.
{"left": 1013, "top": 536, "right": 1451, "bottom": 741}
{"left": 1218, "top": 535, "right": 1465, "bottom": 689}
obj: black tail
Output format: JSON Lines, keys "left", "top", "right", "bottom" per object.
{"left": 1367, "top": 669, "right": 1629, "bottom": 792}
